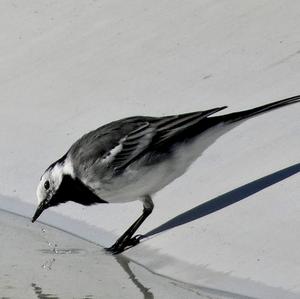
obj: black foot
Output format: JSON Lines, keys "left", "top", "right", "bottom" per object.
{"left": 105, "top": 235, "right": 143, "bottom": 254}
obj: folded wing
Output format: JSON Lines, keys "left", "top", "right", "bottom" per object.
{"left": 108, "top": 106, "right": 227, "bottom": 172}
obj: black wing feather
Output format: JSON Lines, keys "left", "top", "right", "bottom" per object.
{"left": 111, "top": 106, "right": 227, "bottom": 171}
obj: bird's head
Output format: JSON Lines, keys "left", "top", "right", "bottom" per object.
{"left": 32, "top": 156, "right": 74, "bottom": 223}
{"left": 32, "top": 154, "right": 106, "bottom": 223}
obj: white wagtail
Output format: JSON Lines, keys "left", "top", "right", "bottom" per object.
{"left": 32, "top": 95, "right": 300, "bottom": 253}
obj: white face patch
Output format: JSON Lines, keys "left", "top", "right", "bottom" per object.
{"left": 51, "top": 163, "right": 64, "bottom": 187}
{"left": 36, "top": 163, "right": 64, "bottom": 205}
{"left": 36, "top": 178, "right": 46, "bottom": 205}
{"left": 63, "top": 157, "right": 75, "bottom": 178}
{"left": 36, "top": 156, "right": 75, "bottom": 206}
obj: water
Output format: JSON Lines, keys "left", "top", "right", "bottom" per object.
{"left": 0, "top": 209, "right": 247, "bottom": 299}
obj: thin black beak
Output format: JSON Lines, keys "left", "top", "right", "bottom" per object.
{"left": 32, "top": 201, "right": 48, "bottom": 223}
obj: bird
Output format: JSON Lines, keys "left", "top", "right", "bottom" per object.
{"left": 32, "top": 95, "right": 300, "bottom": 254}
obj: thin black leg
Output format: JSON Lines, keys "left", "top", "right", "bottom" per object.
{"left": 105, "top": 195, "right": 153, "bottom": 254}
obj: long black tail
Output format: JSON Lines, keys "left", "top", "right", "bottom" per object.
{"left": 218, "top": 95, "right": 300, "bottom": 123}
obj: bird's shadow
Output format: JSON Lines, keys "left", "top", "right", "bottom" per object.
{"left": 143, "top": 163, "right": 300, "bottom": 238}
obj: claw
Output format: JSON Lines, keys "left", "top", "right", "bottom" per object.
{"left": 104, "top": 234, "right": 143, "bottom": 254}
{"left": 128, "top": 234, "right": 143, "bottom": 246}
{"left": 105, "top": 245, "right": 123, "bottom": 255}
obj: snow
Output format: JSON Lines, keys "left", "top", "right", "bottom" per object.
{"left": 0, "top": 1, "right": 299, "bottom": 298}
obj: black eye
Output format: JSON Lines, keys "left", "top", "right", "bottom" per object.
{"left": 44, "top": 180, "right": 50, "bottom": 190}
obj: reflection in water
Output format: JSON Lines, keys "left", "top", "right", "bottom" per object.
{"left": 116, "top": 255, "right": 154, "bottom": 299}
{"left": 31, "top": 283, "right": 59, "bottom": 299}
{"left": 32, "top": 243, "right": 248, "bottom": 299}
{"left": 31, "top": 283, "right": 93, "bottom": 299}
{"left": 32, "top": 253, "right": 154, "bottom": 299}
{"left": 0, "top": 205, "right": 265, "bottom": 299}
